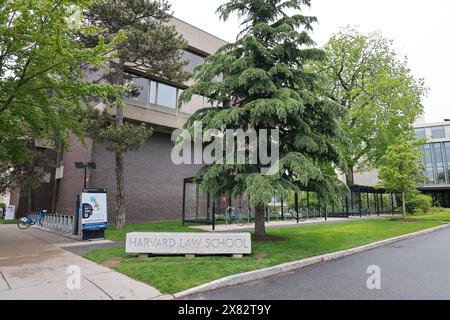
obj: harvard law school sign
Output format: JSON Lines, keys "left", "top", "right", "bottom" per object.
{"left": 126, "top": 232, "right": 252, "bottom": 256}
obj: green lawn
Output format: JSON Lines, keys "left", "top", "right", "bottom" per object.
{"left": 413, "top": 210, "right": 450, "bottom": 222}
{"left": 0, "top": 219, "right": 17, "bottom": 225}
{"left": 105, "top": 220, "right": 205, "bottom": 241}
{"left": 86, "top": 218, "right": 442, "bottom": 294}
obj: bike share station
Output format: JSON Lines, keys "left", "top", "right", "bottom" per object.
{"left": 182, "top": 177, "right": 398, "bottom": 231}
{"left": 74, "top": 162, "right": 108, "bottom": 241}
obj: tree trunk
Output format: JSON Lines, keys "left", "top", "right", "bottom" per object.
{"left": 402, "top": 192, "right": 406, "bottom": 220}
{"left": 114, "top": 59, "right": 126, "bottom": 230}
{"left": 254, "top": 203, "right": 266, "bottom": 237}
{"left": 27, "top": 189, "right": 32, "bottom": 213}
{"left": 115, "top": 151, "right": 126, "bottom": 230}
{"left": 346, "top": 166, "right": 355, "bottom": 187}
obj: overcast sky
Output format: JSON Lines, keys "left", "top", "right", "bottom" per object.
{"left": 169, "top": 0, "right": 450, "bottom": 123}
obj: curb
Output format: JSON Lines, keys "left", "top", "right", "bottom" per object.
{"left": 32, "top": 225, "right": 83, "bottom": 241}
{"left": 150, "top": 294, "right": 175, "bottom": 300}
{"left": 173, "top": 224, "right": 449, "bottom": 299}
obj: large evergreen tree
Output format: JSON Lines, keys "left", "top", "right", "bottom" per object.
{"left": 83, "top": 0, "right": 189, "bottom": 229}
{"left": 180, "top": 0, "right": 347, "bottom": 237}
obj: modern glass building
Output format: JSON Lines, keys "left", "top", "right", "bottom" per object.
{"left": 415, "top": 120, "right": 450, "bottom": 207}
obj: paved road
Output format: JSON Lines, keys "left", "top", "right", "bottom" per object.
{"left": 0, "top": 225, "right": 160, "bottom": 300}
{"left": 186, "top": 227, "right": 450, "bottom": 300}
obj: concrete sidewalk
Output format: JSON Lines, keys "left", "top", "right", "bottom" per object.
{"left": 0, "top": 224, "right": 160, "bottom": 300}
{"left": 193, "top": 215, "right": 392, "bottom": 232}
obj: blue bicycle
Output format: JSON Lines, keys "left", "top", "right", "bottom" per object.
{"left": 225, "top": 207, "right": 247, "bottom": 226}
{"left": 17, "top": 210, "right": 47, "bottom": 230}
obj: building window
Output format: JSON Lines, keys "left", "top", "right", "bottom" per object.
{"left": 125, "top": 71, "right": 219, "bottom": 113}
{"left": 182, "top": 50, "right": 205, "bottom": 73}
{"left": 157, "top": 83, "right": 178, "bottom": 109}
{"left": 128, "top": 77, "right": 149, "bottom": 103}
{"left": 126, "top": 73, "right": 180, "bottom": 110}
{"left": 445, "top": 142, "right": 450, "bottom": 185}
{"left": 149, "top": 81, "right": 157, "bottom": 105}
{"left": 431, "top": 126, "right": 445, "bottom": 139}
{"left": 433, "top": 143, "right": 446, "bottom": 184}
{"left": 415, "top": 128, "right": 426, "bottom": 139}
{"left": 422, "top": 144, "right": 434, "bottom": 184}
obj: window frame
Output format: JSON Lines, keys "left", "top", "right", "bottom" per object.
{"left": 431, "top": 126, "right": 445, "bottom": 139}
{"left": 414, "top": 128, "right": 426, "bottom": 139}
{"left": 126, "top": 71, "right": 182, "bottom": 110}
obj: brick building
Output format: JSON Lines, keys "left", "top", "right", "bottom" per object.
{"left": 8, "top": 18, "right": 227, "bottom": 223}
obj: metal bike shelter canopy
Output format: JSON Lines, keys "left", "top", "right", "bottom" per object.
{"left": 182, "top": 178, "right": 397, "bottom": 230}
{"left": 182, "top": 177, "right": 251, "bottom": 231}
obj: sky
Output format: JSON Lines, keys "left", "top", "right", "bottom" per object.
{"left": 168, "top": 0, "right": 450, "bottom": 123}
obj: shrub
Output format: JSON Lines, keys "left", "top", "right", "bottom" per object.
{"left": 407, "top": 194, "right": 433, "bottom": 215}
{"left": 430, "top": 207, "right": 446, "bottom": 214}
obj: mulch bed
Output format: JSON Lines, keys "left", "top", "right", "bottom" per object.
{"left": 390, "top": 218, "right": 419, "bottom": 222}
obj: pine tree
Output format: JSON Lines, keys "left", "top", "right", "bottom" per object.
{"left": 180, "top": 0, "right": 347, "bottom": 237}
{"left": 83, "top": 0, "right": 189, "bottom": 229}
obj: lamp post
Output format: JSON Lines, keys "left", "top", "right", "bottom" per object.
{"left": 75, "top": 162, "right": 97, "bottom": 189}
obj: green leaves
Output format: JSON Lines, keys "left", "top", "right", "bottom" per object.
{"left": 83, "top": 107, "right": 153, "bottom": 154}
{"left": 0, "top": 145, "right": 56, "bottom": 196}
{"left": 84, "top": 0, "right": 189, "bottom": 84}
{"left": 377, "top": 134, "right": 425, "bottom": 194}
{"left": 0, "top": 0, "right": 123, "bottom": 189}
{"left": 313, "top": 27, "right": 427, "bottom": 177}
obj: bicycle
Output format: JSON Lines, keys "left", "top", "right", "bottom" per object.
{"left": 286, "top": 209, "right": 308, "bottom": 222}
{"left": 225, "top": 207, "right": 247, "bottom": 226}
{"left": 17, "top": 209, "right": 47, "bottom": 230}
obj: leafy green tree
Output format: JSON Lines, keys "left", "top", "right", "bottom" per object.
{"left": 180, "top": 0, "right": 347, "bottom": 237}
{"left": 312, "top": 28, "right": 427, "bottom": 185}
{"left": 0, "top": 145, "right": 55, "bottom": 212}
{"left": 0, "top": 0, "right": 122, "bottom": 202}
{"left": 377, "top": 134, "right": 424, "bottom": 219}
{"left": 82, "top": 0, "right": 189, "bottom": 229}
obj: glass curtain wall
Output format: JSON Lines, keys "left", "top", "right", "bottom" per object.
{"left": 421, "top": 142, "right": 450, "bottom": 185}
{"left": 433, "top": 143, "right": 446, "bottom": 184}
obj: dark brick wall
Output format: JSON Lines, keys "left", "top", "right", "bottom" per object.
{"left": 90, "top": 132, "right": 201, "bottom": 223}
{"left": 56, "top": 136, "right": 94, "bottom": 214}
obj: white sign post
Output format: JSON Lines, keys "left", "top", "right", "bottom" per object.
{"left": 126, "top": 232, "right": 252, "bottom": 258}
{"left": 5, "top": 205, "right": 15, "bottom": 220}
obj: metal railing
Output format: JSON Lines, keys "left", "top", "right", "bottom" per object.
{"left": 31, "top": 213, "right": 77, "bottom": 235}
